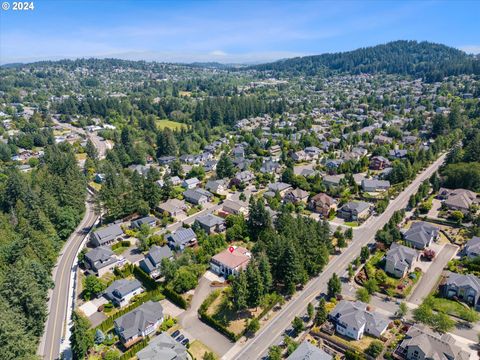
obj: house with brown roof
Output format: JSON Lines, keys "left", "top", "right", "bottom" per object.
{"left": 370, "top": 156, "right": 391, "bottom": 170}
{"left": 284, "top": 188, "right": 309, "bottom": 204}
{"left": 309, "top": 193, "right": 337, "bottom": 217}
{"left": 210, "top": 246, "right": 251, "bottom": 277}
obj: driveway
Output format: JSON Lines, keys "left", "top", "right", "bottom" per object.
{"left": 179, "top": 275, "right": 233, "bottom": 356}
{"left": 409, "top": 243, "right": 458, "bottom": 305}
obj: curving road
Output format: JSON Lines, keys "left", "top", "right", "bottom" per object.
{"left": 38, "top": 197, "right": 98, "bottom": 359}
{"left": 227, "top": 154, "right": 447, "bottom": 360}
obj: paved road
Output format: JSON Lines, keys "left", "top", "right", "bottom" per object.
{"left": 38, "top": 197, "right": 99, "bottom": 360}
{"left": 409, "top": 243, "right": 458, "bottom": 305}
{"left": 227, "top": 154, "right": 447, "bottom": 360}
{"left": 179, "top": 276, "right": 233, "bottom": 356}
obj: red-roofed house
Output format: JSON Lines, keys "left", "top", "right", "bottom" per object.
{"left": 210, "top": 246, "right": 252, "bottom": 277}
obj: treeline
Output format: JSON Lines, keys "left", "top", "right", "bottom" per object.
{"left": 0, "top": 143, "right": 86, "bottom": 359}
{"left": 250, "top": 41, "right": 480, "bottom": 82}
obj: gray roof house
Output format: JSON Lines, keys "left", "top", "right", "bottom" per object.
{"left": 337, "top": 201, "right": 371, "bottom": 221}
{"left": 284, "top": 188, "right": 310, "bottom": 204}
{"left": 182, "top": 177, "right": 200, "bottom": 189}
{"left": 234, "top": 170, "right": 255, "bottom": 184}
{"left": 131, "top": 216, "right": 157, "bottom": 229}
{"left": 137, "top": 332, "right": 188, "bottom": 360}
{"left": 397, "top": 325, "right": 470, "bottom": 360}
{"left": 403, "top": 222, "right": 439, "bottom": 249}
{"left": 167, "top": 227, "right": 197, "bottom": 251}
{"left": 104, "top": 279, "right": 143, "bottom": 307}
{"left": 139, "top": 245, "right": 174, "bottom": 278}
{"left": 114, "top": 301, "right": 164, "bottom": 347}
{"left": 268, "top": 182, "right": 292, "bottom": 195}
{"left": 385, "top": 243, "right": 418, "bottom": 278}
{"left": 205, "top": 179, "right": 227, "bottom": 195}
{"left": 442, "top": 188, "right": 477, "bottom": 213}
{"left": 84, "top": 247, "right": 122, "bottom": 277}
{"left": 323, "top": 174, "right": 345, "bottom": 187}
{"left": 91, "top": 223, "right": 124, "bottom": 247}
{"left": 440, "top": 272, "right": 480, "bottom": 310}
{"left": 361, "top": 179, "right": 391, "bottom": 192}
{"left": 287, "top": 341, "right": 332, "bottom": 360}
{"left": 183, "top": 188, "right": 213, "bottom": 205}
{"left": 194, "top": 213, "right": 226, "bottom": 234}
{"left": 329, "top": 300, "right": 390, "bottom": 340}
{"left": 463, "top": 236, "right": 480, "bottom": 258}
{"left": 157, "top": 199, "right": 187, "bottom": 218}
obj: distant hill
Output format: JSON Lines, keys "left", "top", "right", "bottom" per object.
{"left": 249, "top": 40, "right": 480, "bottom": 81}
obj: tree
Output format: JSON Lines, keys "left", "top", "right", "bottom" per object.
{"left": 104, "top": 349, "right": 121, "bottom": 360}
{"left": 433, "top": 312, "right": 455, "bottom": 333}
{"left": 247, "top": 318, "right": 260, "bottom": 334}
{"left": 203, "top": 352, "right": 217, "bottom": 360}
{"left": 347, "top": 264, "right": 355, "bottom": 280}
{"left": 85, "top": 139, "right": 98, "bottom": 160}
{"left": 307, "top": 302, "right": 314, "bottom": 320}
{"left": 246, "top": 263, "right": 263, "bottom": 309}
{"left": 327, "top": 273, "right": 341, "bottom": 299}
{"left": 345, "top": 227, "right": 353, "bottom": 240}
{"left": 356, "top": 288, "right": 371, "bottom": 303}
{"left": 216, "top": 153, "right": 235, "bottom": 179}
{"left": 172, "top": 268, "right": 198, "bottom": 293}
{"left": 314, "top": 298, "right": 328, "bottom": 326}
{"left": 94, "top": 329, "right": 105, "bottom": 344}
{"left": 282, "top": 242, "right": 304, "bottom": 295}
{"left": 398, "top": 302, "right": 408, "bottom": 318}
{"left": 364, "top": 278, "right": 379, "bottom": 294}
{"left": 366, "top": 340, "right": 384, "bottom": 357}
{"left": 360, "top": 246, "right": 370, "bottom": 263}
{"left": 258, "top": 253, "right": 273, "bottom": 294}
{"left": 268, "top": 345, "right": 282, "bottom": 360}
{"left": 337, "top": 234, "right": 347, "bottom": 248}
{"left": 292, "top": 316, "right": 304, "bottom": 335}
{"left": 83, "top": 275, "right": 105, "bottom": 300}
{"left": 232, "top": 271, "right": 248, "bottom": 311}
{"left": 70, "top": 311, "right": 93, "bottom": 360}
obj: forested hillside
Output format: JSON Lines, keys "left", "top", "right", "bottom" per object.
{"left": 251, "top": 41, "right": 480, "bottom": 81}
{"left": 0, "top": 144, "right": 86, "bottom": 359}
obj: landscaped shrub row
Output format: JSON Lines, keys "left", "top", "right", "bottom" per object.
{"left": 119, "top": 338, "right": 149, "bottom": 360}
{"left": 198, "top": 290, "right": 239, "bottom": 341}
{"left": 133, "top": 265, "right": 158, "bottom": 290}
{"left": 162, "top": 285, "right": 188, "bottom": 309}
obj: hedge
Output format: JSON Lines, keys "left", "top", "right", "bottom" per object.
{"left": 133, "top": 265, "right": 158, "bottom": 290}
{"left": 163, "top": 285, "right": 187, "bottom": 310}
{"left": 198, "top": 290, "right": 238, "bottom": 341}
{"left": 119, "top": 338, "right": 149, "bottom": 360}
{"left": 112, "top": 240, "right": 131, "bottom": 250}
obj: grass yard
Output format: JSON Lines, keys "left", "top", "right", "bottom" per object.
{"left": 207, "top": 290, "right": 262, "bottom": 336}
{"left": 189, "top": 340, "right": 217, "bottom": 360}
{"left": 344, "top": 221, "right": 359, "bottom": 227}
{"left": 113, "top": 245, "right": 130, "bottom": 255}
{"left": 156, "top": 119, "right": 188, "bottom": 131}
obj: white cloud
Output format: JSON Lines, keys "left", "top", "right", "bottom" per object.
{"left": 209, "top": 50, "right": 227, "bottom": 57}
{"left": 459, "top": 45, "right": 480, "bottom": 54}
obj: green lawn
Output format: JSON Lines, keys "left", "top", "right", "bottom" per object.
{"left": 429, "top": 296, "right": 478, "bottom": 321}
{"left": 344, "top": 221, "right": 359, "bottom": 227}
{"left": 156, "top": 119, "right": 188, "bottom": 131}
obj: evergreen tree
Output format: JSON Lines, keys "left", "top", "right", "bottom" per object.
{"left": 85, "top": 138, "right": 98, "bottom": 160}
{"left": 232, "top": 271, "right": 248, "bottom": 311}
{"left": 315, "top": 298, "right": 328, "bottom": 325}
{"left": 258, "top": 253, "right": 273, "bottom": 295}
{"left": 216, "top": 153, "right": 235, "bottom": 179}
{"left": 327, "top": 273, "right": 341, "bottom": 299}
{"left": 281, "top": 242, "right": 304, "bottom": 295}
{"left": 246, "top": 263, "right": 263, "bottom": 309}
{"left": 70, "top": 311, "right": 93, "bottom": 360}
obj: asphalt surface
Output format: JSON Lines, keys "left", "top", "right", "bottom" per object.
{"left": 39, "top": 197, "right": 98, "bottom": 360}
{"left": 227, "top": 154, "right": 447, "bottom": 360}
{"left": 408, "top": 243, "right": 458, "bottom": 305}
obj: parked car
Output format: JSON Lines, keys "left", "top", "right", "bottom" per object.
{"left": 176, "top": 335, "right": 185, "bottom": 342}
{"left": 181, "top": 338, "right": 190, "bottom": 346}
{"left": 171, "top": 330, "right": 180, "bottom": 338}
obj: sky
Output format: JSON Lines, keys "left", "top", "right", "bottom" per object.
{"left": 0, "top": 0, "right": 479, "bottom": 65}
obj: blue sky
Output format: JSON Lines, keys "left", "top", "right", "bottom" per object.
{"left": 0, "top": 0, "right": 479, "bottom": 64}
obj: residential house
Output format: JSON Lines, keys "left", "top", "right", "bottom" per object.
{"left": 329, "top": 300, "right": 390, "bottom": 340}
{"left": 260, "top": 159, "right": 282, "bottom": 174}
{"left": 463, "top": 236, "right": 480, "bottom": 258}
{"left": 287, "top": 341, "right": 332, "bottom": 360}
{"left": 389, "top": 149, "right": 408, "bottom": 159}
{"left": 136, "top": 332, "right": 188, "bottom": 360}
{"left": 183, "top": 188, "right": 213, "bottom": 205}
{"left": 222, "top": 199, "right": 249, "bottom": 216}
{"left": 291, "top": 150, "right": 308, "bottom": 162}
{"left": 167, "top": 227, "right": 197, "bottom": 250}
{"left": 205, "top": 179, "right": 227, "bottom": 195}
{"left": 440, "top": 272, "right": 480, "bottom": 309}
{"left": 84, "top": 247, "right": 123, "bottom": 277}
{"left": 269, "top": 145, "right": 282, "bottom": 157}
{"left": 403, "top": 222, "right": 439, "bottom": 249}
{"left": 268, "top": 182, "right": 292, "bottom": 196}
{"left": 309, "top": 193, "right": 337, "bottom": 217}
{"left": 233, "top": 170, "right": 255, "bottom": 185}
{"left": 304, "top": 146, "right": 322, "bottom": 159}
{"left": 385, "top": 243, "right": 419, "bottom": 278}
{"left": 370, "top": 156, "right": 391, "bottom": 170}
{"left": 440, "top": 188, "right": 477, "bottom": 214}
{"left": 210, "top": 246, "right": 252, "bottom": 277}
{"left": 90, "top": 223, "right": 124, "bottom": 247}
{"left": 397, "top": 325, "right": 470, "bottom": 360}
{"left": 233, "top": 145, "right": 245, "bottom": 159}
{"left": 194, "top": 213, "right": 226, "bottom": 234}
{"left": 373, "top": 135, "right": 393, "bottom": 145}
{"left": 139, "top": 245, "right": 174, "bottom": 279}
{"left": 284, "top": 188, "right": 309, "bottom": 204}
{"left": 114, "top": 301, "right": 164, "bottom": 347}
{"left": 337, "top": 201, "right": 371, "bottom": 222}
{"left": 361, "top": 179, "right": 391, "bottom": 192}
{"left": 157, "top": 199, "right": 188, "bottom": 218}
{"left": 131, "top": 216, "right": 157, "bottom": 229}
{"left": 158, "top": 156, "right": 176, "bottom": 165}
{"left": 170, "top": 176, "right": 182, "bottom": 186}
{"left": 323, "top": 174, "right": 344, "bottom": 187}
{"left": 325, "top": 159, "right": 344, "bottom": 173}
{"left": 182, "top": 177, "right": 200, "bottom": 189}
{"left": 104, "top": 279, "right": 143, "bottom": 307}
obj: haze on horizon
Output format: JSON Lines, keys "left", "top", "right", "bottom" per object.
{"left": 0, "top": 0, "right": 479, "bottom": 65}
